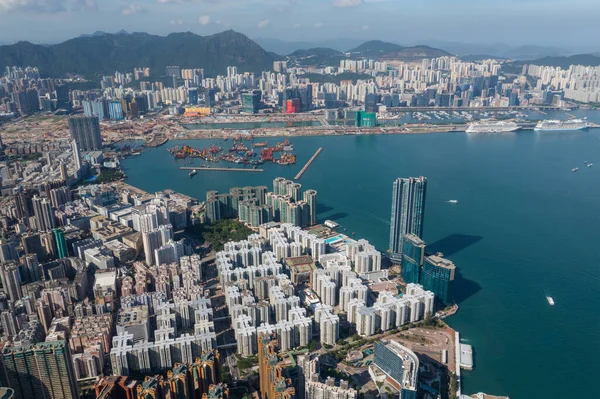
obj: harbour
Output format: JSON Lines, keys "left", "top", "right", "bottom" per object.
{"left": 121, "top": 128, "right": 600, "bottom": 399}
{"left": 180, "top": 166, "right": 264, "bottom": 173}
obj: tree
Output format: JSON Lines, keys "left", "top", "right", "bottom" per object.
{"left": 309, "top": 339, "right": 318, "bottom": 351}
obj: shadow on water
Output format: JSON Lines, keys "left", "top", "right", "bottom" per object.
{"left": 427, "top": 234, "right": 483, "bottom": 304}
{"left": 324, "top": 212, "right": 349, "bottom": 221}
{"left": 427, "top": 234, "right": 483, "bottom": 257}
{"left": 453, "top": 268, "right": 482, "bottom": 304}
{"left": 316, "top": 203, "right": 335, "bottom": 213}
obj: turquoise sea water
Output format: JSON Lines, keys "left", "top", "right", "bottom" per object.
{"left": 121, "top": 110, "right": 600, "bottom": 398}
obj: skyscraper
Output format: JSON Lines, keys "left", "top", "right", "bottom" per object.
{"left": 71, "top": 140, "right": 82, "bottom": 173}
{"left": 389, "top": 177, "right": 427, "bottom": 261}
{"left": 401, "top": 234, "right": 426, "bottom": 284}
{"left": 54, "top": 228, "right": 68, "bottom": 259}
{"left": 68, "top": 116, "right": 102, "bottom": 151}
{"left": 31, "top": 196, "right": 55, "bottom": 231}
{"left": 303, "top": 190, "right": 317, "bottom": 226}
{"left": 420, "top": 255, "right": 455, "bottom": 305}
{"left": 258, "top": 332, "right": 296, "bottom": 399}
{"left": 1, "top": 340, "right": 78, "bottom": 399}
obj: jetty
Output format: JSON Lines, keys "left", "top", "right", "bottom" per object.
{"left": 180, "top": 167, "right": 263, "bottom": 173}
{"left": 294, "top": 147, "right": 323, "bottom": 180}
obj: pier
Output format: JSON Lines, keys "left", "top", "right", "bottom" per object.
{"left": 180, "top": 167, "right": 264, "bottom": 173}
{"left": 294, "top": 147, "right": 323, "bottom": 180}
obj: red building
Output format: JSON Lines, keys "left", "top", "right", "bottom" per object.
{"left": 285, "top": 99, "right": 301, "bottom": 114}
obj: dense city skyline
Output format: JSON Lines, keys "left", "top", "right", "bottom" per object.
{"left": 0, "top": 0, "right": 598, "bottom": 51}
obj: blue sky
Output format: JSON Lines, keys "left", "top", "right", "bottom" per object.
{"left": 0, "top": 0, "right": 597, "bottom": 50}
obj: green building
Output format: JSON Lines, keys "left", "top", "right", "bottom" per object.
{"left": 241, "top": 90, "right": 261, "bottom": 114}
{"left": 420, "top": 254, "right": 456, "bottom": 305}
{"left": 355, "top": 111, "right": 377, "bottom": 127}
{"left": 53, "top": 228, "right": 68, "bottom": 259}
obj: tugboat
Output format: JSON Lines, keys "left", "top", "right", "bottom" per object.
{"left": 189, "top": 169, "right": 197, "bottom": 178}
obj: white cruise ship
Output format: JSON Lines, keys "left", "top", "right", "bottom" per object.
{"left": 534, "top": 118, "right": 589, "bottom": 132}
{"left": 466, "top": 121, "right": 520, "bottom": 133}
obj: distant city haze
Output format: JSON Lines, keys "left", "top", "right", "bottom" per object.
{"left": 0, "top": 0, "right": 598, "bottom": 55}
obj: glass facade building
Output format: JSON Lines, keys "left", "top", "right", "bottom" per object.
{"left": 241, "top": 90, "right": 261, "bottom": 114}
{"left": 54, "top": 228, "right": 68, "bottom": 259}
{"left": 421, "top": 255, "right": 456, "bottom": 305}
{"left": 108, "top": 101, "right": 124, "bottom": 121}
{"left": 389, "top": 177, "right": 427, "bottom": 261}
{"left": 374, "top": 340, "right": 419, "bottom": 399}
{"left": 401, "top": 234, "right": 425, "bottom": 284}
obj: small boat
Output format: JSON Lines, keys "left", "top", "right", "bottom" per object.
{"left": 572, "top": 168, "right": 579, "bottom": 172}
{"left": 189, "top": 169, "right": 197, "bottom": 177}
{"left": 447, "top": 200, "right": 458, "bottom": 204}
{"left": 587, "top": 163, "right": 593, "bottom": 168}
{"left": 546, "top": 296, "right": 555, "bottom": 306}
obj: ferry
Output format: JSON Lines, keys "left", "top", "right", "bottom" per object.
{"left": 466, "top": 121, "right": 520, "bottom": 133}
{"left": 534, "top": 118, "right": 589, "bottom": 132}
{"left": 189, "top": 169, "right": 197, "bottom": 177}
{"left": 447, "top": 200, "right": 459, "bottom": 204}
{"left": 546, "top": 296, "right": 555, "bottom": 306}
{"left": 587, "top": 163, "right": 593, "bottom": 168}
{"left": 572, "top": 168, "right": 579, "bottom": 172}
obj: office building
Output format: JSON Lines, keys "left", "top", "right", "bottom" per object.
{"left": 68, "top": 116, "right": 102, "bottom": 151}
{"left": 420, "top": 255, "right": 455, "bottom": 305}
{"left": 389, "top": 177, "right": 427, "bottom": 261}
{"left": 1, "top": 340, "right": 79, "bottom": 399}
{"left": 241, "top": 90, "right": 261, "bottom": 114}
{"left": 373, "top": 340, "right": 418, "bottom": 399}
{"left": 401, "top": 234, "right": 425, "bottom": 284}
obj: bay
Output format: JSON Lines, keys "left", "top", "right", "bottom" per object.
{"left": 121, "top": 110, "right": 600, "bottom": 399}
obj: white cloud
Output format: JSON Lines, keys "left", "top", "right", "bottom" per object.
{"left": 198, "top": 15, "right": 211, "bottom": 25}
{"left": 258, "top": 19, "right": 270, "bottom": 29}
{"left": 170, "top": 18, "right": 183, "bottom": 25}
{"left": 362, "top": 25, "right": 370, "bottom": 30}
{"left": 314, "top": 22, "right": 324, "bottom": 28}
{"left": 0, "top": 0, "right": 99, "bottom": 12}
{"left": 0, "top": 0, "right": 65, "bottom": 13}
{"left": 122, "top": 3, "right": 146, "bottom": 15}
{"left": 333, "top": 0, "right": 363, "bottom": 8}
{"left": 292, "top": 23, "right": 301, "bottom": 28}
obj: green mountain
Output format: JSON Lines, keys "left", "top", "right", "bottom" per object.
{"left": 521, "top": 54, "right": 600, "bottom": 68}
{"left": 347, "top": 40, "right": 451, "bottom": 60}
{"left": 286, "top": 47, "right": 345, "bottom": 67}
{"left": 0, "top": 30, "right": 282, "bottom": 78}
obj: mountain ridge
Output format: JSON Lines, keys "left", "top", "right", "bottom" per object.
{"left": 0, "top": 30, "right": 281, "bottom": 78}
